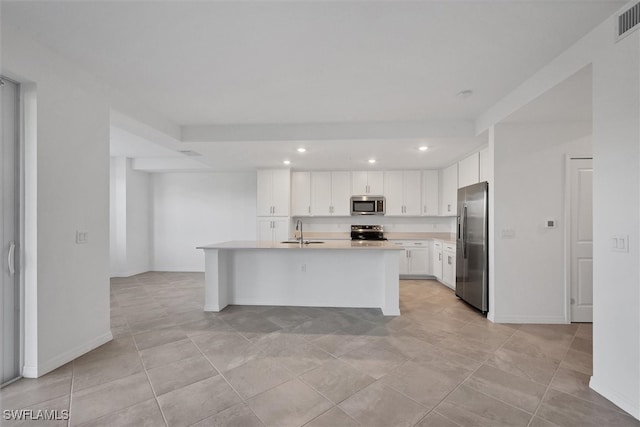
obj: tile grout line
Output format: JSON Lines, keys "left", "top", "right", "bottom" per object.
{"left": 409, "top": 322, "right": 530, "bottom": 426}
{"left": 67, "top": 360, "right": 75, "bottom": 427}
{"left": 130, "top": 283, "right": 170, "bottom": 427}
{"left": 526, "top": 326, "right": 580, "bottom": 427}
{"left": 187, "top": 330, "right": 267, "bottom": 426}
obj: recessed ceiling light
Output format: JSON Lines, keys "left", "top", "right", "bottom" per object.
{"left": 419, "top": 146, "right": 428, "bottom": 151}
{"left": 283, "top": 160, "right": 291, "bottom": 165}
{"left": 457, "top": 89, "right": 473, "bottom": 99}
{"left": 297, "top": 148, "right": 306, "bottom": 153}
{"left": 368, "top": 159, "right": 376, "bottom": 164}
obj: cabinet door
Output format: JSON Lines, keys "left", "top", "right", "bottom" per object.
{"left": 291, "top": 172, "right": 311, "bottom": 216}
{"left": 383, "top": 171, "right": 404, "bottom": 216}
{"left": 311, "top": 172, "right": 332, "bottom": 215}
{"left": 367, "top": 171, "right": 384, "bottom": 195}
{"left": 403, "top": 171, "right": 422, "bottom": 215}
{"left": 422, "top": 170, "right": 439, "bottom": 216}
{"left": 272, "top": 218, "right": 290, "bottom": 242}
{"left": 442, "top": 251, "right": 456, "bottom": 289}
{"left": 458, "top": 152, "right": 480, "bottom": 188}
{"left": 441, "top": 164, "right": 458, "bottom": 216}
{"left": 433, "top": 243, "right": 443, "bottom": 280}
{"left": 256, "top": 170, "right": 273, "bottom": 216}
{"left": 257, "top": 218, "right": 274, "bottom": 242}
{"left": 271, "top": 169, "right": 290, "bottom": 216}
{"left": 409, "top": 247, "right": 430, "bottom": 275}
{"left": 331, "top": 172, "right": 351, "bottom": 215}
{"left": 351, "top": 172, "right": 368, "bottom": 195}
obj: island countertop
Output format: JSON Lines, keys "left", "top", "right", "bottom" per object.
{"left": 197, "top": 240, "right": 405, "bottom": 250}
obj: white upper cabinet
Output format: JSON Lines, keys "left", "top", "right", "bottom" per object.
{"left": 403, "top": 171, "right": 422, "bottom": 215}
{"left": 257, "top": 169, "right": 290, "bottom": 216}
{"left": 441, "top": 163, "right": 458, "bottom": 216}
{"left": 383, "top": 171, "right": 421, "bottom": 216}
{"left": 479, "top": 147, "right": 489, "bottom": 182}
{"left": 458, "top": 152, "right": 480, "bottom": 188}
{"left": 352, "top": 171, "right": 384, "bottom": 195}
{"left": 311, "top": 171, "right": 350, "bottom": 216}
{"left": 291, "top": 172, "right": 311, "bottom": 216}
{"left": 311, "top": 172, "right": 332, "bottom": 215}
{"left": 330, "top": 171, "right": 351, "bottom": 215}
{"left": 421, "top": 170, "right": 439, "bottom": 216}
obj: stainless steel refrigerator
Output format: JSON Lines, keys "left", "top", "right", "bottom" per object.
{"left": 456, "top": 181, "right": 489, "bottom": 314}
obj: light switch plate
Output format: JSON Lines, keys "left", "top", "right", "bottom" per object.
{"left": 612, "top": 235, "right": 629, "bottom": 252}
{"left": 76, "top": 230, "right": 89, "bottom": 244}
{"left": 501, "top": 228, "right": 516, "bottom": 239}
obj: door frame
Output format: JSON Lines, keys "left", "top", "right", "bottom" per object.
{"left": 1, "top": 76, "right": 23, "bottom": 385}
{"left": 564, "top": 155, "right": 593, "bottom": 323}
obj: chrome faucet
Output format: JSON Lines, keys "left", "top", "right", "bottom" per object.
{"left": 295, "top": 219, "right": 304, "bottom": 246}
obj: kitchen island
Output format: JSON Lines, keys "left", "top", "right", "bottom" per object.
{"left": 197, "top": 240, "right": 404, "bottom": 316}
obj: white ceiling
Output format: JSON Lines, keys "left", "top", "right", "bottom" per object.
{"left": 2, "top": 1, "right": 620, "bottom": 171}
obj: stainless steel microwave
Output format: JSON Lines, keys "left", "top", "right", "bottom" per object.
{"left": 350, "top": 196, "right": 385, "bottom": 215}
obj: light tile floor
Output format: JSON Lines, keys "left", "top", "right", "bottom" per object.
{"left": 2, "top": 272, "right": 639, "bottom": 427}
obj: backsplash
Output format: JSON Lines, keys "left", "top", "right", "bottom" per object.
{"left": 293, "top": 216, "right": 455, "bottom": 234}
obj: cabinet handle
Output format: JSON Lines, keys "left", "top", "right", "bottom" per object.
{"left": 447, "top": 204, "right": 451, "bottom": 213}
{"left": 448, "top": 255, "right": 452, "bottom": 265}
{"left": 439, "top": 253, "right": 442, "bottom": 261}
{"left": 308, "top": 205, "right": 311, "bottom": 214}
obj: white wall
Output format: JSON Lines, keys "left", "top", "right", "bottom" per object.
{"left": 478, "top": 2, "right": 640, "bottom": 418}
{"left": 590, "top": 27, "right": 640, "bottom": 419}
{"left": 152, "top": 172, "right": 257, "bottom": 271}
{"left": 110, "top": 157, "right": 151, "bottom": 277}
{"left": 3, "top": 27, "right": 112, "bottom": 376}
{"left": 2, "top": 23, "right": 179, "bottom": 377}
{"left": 127, "top": 161, "right": 151, "bottom": 275}
{"left": 492, "top": 122, "right": 591, "bottom": 323}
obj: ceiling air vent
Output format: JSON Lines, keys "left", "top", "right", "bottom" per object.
{"left": 617, "top": 2, "right": 640, "bottom": 41}
{"left": 178, "top": 150, "right": 202, "bottom": 157}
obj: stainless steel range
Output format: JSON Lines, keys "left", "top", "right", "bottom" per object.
{"left": 351, "top": 225, "right": 387, "bottom": 241}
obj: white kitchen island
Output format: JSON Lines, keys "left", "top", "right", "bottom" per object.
{"left": 197, "top": 240, "right": 404, "bottom": 316}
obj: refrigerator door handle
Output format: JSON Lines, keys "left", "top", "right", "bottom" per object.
{"left": 463, "top": 205, "right": 468, "bottom": 259}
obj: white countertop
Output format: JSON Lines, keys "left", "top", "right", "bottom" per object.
{"left": 198, "top": 240, "right": 404, "bottom": 251}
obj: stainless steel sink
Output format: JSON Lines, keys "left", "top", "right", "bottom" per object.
{"left": 280, "top": 240, "right": 325, "bottom": 244}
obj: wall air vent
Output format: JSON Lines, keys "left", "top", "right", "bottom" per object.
{"left": 178, "top": 150, "right": 202, "bottom": 157}
{"left": 617, "top": 2, "right": 640, "bottom": 42}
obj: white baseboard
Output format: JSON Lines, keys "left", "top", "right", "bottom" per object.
{"left": 491, "top": 314, "right": 568, "bottom": 324}
{"left": 590, "top": 376, "right": 640, "bottom": 420}
{"left": 22, "top": 330, "right": 113, "bottom": 378}
{"left": 152, "top": 267, "right": 205, "bottom": 273}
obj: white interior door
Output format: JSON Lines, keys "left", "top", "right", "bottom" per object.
{"left": 570, "top": 158, "right": 593, "bottom": 322}
{"left": 1, "top": 77, "right": 20, "bottom": 385}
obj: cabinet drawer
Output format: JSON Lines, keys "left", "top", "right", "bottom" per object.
{"left": 444, "top": 243, "right": 456, "bottom": 252}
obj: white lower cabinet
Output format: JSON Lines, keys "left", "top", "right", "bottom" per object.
{"left": 442, "top": 242, "right": 456, "bottom": 290}
{"left": 393, "top": 241, "right": 432, "bottom": 276}
{"left": 257, "top": 218, "right": 290, "bottom": 243}
{"left": 432, "top": 240, "right": 443, "bottom": 280}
